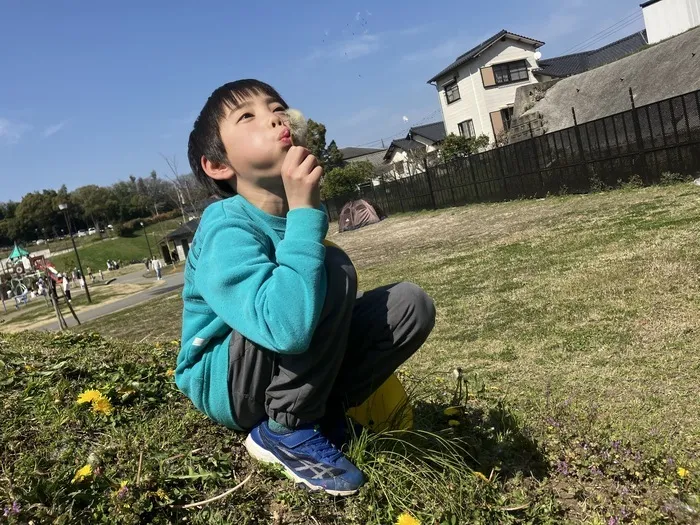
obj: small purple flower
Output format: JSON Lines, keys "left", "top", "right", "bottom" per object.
{"left": 118, "top": 486, "right": 129, "bottom": 499}
{"left": 608, "top": 517, "right": 619, "bottom": 525}
{"left": 667, "top": 457, "right": 675, "bottom": 466}
{"left": 590, "top": 465, "right": 602, "bottom": 476}
{"left": 3, "top": 501, "right": 20, "bottom": 516}
{"left": 557, "top": 460, "right": 569, "bottom": 476}
{"left": 611, "top": 440, "right": 621, "bottom": 450}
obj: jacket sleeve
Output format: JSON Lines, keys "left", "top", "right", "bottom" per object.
{"left": 194, "top": 207, "right": 328, "bottom": 354}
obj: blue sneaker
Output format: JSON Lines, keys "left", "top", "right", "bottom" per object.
{"left": 245, "top": 421, "right": 365, "bottom": 496}
{"left": 320, "top": 415, "right": 366, "bottom": 450}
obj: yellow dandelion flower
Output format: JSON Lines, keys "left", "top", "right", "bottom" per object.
{"left": 448, "top": 419, "right": 461, "bottom": 427}
{"left": 170, "top": 340, "right": 180, "bottom": 346}
{"left": 165, "top": 369, "right": 175, "bottom": 378}
{"left": 443, "top": 406, "right": 461, "bottom": 417}
{"left": 155, "top": 488, "right": 168, "bottom": 501}
{"left": 77, "top": 389, "right": 103, "bottom": 404}
{"left": 91, "top": 396, "right": 113, "bottom": 415}
{"left": 473, "top": 471, "right": 490, "bottom": 482}
{"left": 677, "top": 467, "right": 689, "bottom": 478}
{"left": 396, "top": 512, "right": 420, "bottom": 525}
{"left": 72, "top": 464, "right": 93, "bottom": 483}
{"left": 154, "top": 342, "right": 162, "bottom": 349}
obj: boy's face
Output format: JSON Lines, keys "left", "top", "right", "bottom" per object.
{"left": 216, "top": 93, "right": 292, "bottom": 186}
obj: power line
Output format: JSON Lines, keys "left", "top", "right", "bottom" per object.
{"left": 352, "top": 108, "right": 442, "bottom": 148}
{"left": 562, "top": 11, "right": 643, "bottom": 55}
{"left": 569, "top": 15, "right": 643, "bottom": 55}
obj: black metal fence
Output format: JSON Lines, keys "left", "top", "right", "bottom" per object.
{"left": 324, "top": 87, "right": 700, "bottom": 222}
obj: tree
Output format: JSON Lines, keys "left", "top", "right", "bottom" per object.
{"left": 439, "top": 133, "right": 490, "bottom": 162}
{"left": 72, "top": 185, "right": 113, "bottom": 233}
{"left": 15, "top": 190, "right": 60, "bottom": 241}
{"left": 306, "top": 119, "right": 327, "bottom": 163}
{"left": 325, "top": 140, "right": 345, "bottom": 172}
{"left": 321, "top": 161, "right": 374, "bottom": 200}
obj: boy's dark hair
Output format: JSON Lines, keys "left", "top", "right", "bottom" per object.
{"left": 187, "top": 79, "right": 289, "bottom": 198}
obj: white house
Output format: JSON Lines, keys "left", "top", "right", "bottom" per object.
{"left": 382, "top": 122, "right": 446, "bottom": 180}
{"left": 427, "top": 30, "right": 544, "bottom": 143}
{"left": 642, "top": 0, "right": 700, "bottom": 44}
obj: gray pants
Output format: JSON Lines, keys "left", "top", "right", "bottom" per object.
{"left": 228, "top": 245, "right": 436, "bottom": 430}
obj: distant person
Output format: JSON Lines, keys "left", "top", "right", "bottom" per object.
{"left": 171, "top": 249, "right": 179, "bottom": 263}
{"left": 152, "top": 257, "right": 162, "bottom": 280}
{"left": 87, "top": 266, "right": 94, "bottom": 282}
{"left": 71, "top": 269, "right": 77, "bottom": 283}
{"left": 173, "top": 79, "right": 436, "bottom": 495}
{"left": 62, "top": 273, "right": 71, "bottom": 302}
{"left": 99, "top": 269, "right": 104, "bottom": 281}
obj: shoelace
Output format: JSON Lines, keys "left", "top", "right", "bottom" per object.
{"left": 302, "top": 432, "right": 344, "bottom": 464}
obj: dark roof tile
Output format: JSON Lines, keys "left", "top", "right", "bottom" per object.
{"left": 534, "top": 30, "right": 648, "bottom": 78}
{"left": 339, "top": 147, "right": 384, "bottom": 160}
{"left": 427, "top": 30, "right": 544, "bottom": 83}
{"left": 409, "top": 121, "right": 446, "bottom": 143}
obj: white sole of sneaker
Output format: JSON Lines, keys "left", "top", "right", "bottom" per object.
{"left": 244, "top": 433, "right": 359, "bottom": 497}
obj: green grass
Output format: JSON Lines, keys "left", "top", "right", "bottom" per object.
{"left": 48, "top": 218, "right": 182, "bottom": 274}
{"left": 2, "top": 183, "right": 700, "bottom": 523}
{"left": 0, "top": 281, "right": 149, "bottom": 331}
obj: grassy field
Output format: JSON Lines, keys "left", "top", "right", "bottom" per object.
{"left": 2, "top": 183, "right": 700, "bottom": 523}
{"left": 0, "top": 281, "right": 150, "bottom": 332}
{"left": 48, "top": 218, "right": 182, "bottom": 273}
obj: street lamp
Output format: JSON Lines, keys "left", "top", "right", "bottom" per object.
{"left": 58, "top": 203, "right": 91, "bottom": 303}
{"left": 140, "top": 221, "right": 155, "bottom": 261}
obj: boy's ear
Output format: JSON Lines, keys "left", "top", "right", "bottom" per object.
{"left": 201, "top": 155, "right": 235, "bottom": 181}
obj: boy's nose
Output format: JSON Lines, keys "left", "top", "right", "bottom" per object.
{"left": 269, "top": 113, "right": 283, "bottom": 127}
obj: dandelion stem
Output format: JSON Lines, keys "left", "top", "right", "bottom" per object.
{"left": 176, "top": 474, "right": 252, "bottom": 509}
{"left": 137, "top": 450, "right": 143, "bottom": 485}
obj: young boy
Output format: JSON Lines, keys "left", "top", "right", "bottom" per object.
{"left": 175, "top": 79, "right": 436, "bottom": 496}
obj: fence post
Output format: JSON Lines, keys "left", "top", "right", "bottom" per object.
{"left": 529, "top": 123, "right": 545, "bottom": 196}
{"left": 572, "top": 107, "right": 588, "bottom": 186}
{"left": 423, "top": 158, "right": 437, "bottom": 210}
{"left": 629, "top": 87, "right": 649, "bottom": 183}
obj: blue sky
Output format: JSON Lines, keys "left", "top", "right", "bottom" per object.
{"left": 0, "top": 0, "right": 645, "bottom": 201}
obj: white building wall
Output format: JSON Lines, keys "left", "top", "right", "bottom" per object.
{"left": 643, "top": 0, "right": 700, "bottom": 44}
{"left": 436, "top": 39, "right": 540, "bottom": 142}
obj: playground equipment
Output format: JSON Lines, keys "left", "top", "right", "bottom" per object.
{"left": 322, "top": 239, "right": 414, "bottom": 432}
{"left": 1, "top": 242, "right": 81, "bottom": 328}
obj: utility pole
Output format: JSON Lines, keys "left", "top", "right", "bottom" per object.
{"left": 58, "top": 203, "right": 91, "bottom": 304}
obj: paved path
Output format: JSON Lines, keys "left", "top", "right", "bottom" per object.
{"left": 35, "top": 271, "right": 185, "bottom": 331}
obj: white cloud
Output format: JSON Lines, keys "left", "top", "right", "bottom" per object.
{"left": 306, "top": 33, "right": 381, "bottom": 61}
{"left": 400, "top": 36, "right": 469, "bottom": 63}
{"left": 0, "top": 118, "right": 32, "bottom": 144}
{"left": 345, "top": 107, "right": 381, "bottom": 126}
{"left": 42, "top": 120, "right": 68, "bottom": 138}
{"left": 395, "top": 24, "right": 433, "bottom": 37}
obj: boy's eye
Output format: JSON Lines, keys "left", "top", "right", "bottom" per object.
{"left": 274, "top": 106, "right": 286, "bottom": 113}
{"left": 238, "top": 112, "right": 253, "bottom": 122}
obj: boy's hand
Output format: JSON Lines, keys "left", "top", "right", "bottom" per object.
{"left": 282, "top": 146, "right": 323, "bottom": 210}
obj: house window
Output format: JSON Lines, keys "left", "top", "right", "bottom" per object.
{"left": 395, "top": 160, "right": 405, "bottom": 175}
{"left": 444, "top": 82, "right": 461, "bottom": 104}
{"left": 458, "top": 119, "right": 476, "bottom": 138}
{"left": 493, "top": 60, "right": 529, "bottom": 85}
{"left": 501, "top": 107, "right": 514, "bottom": 130}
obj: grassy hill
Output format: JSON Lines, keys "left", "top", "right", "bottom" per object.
{"left": 47, "top": 218, "right": 182, "bottom": 273}
{"left": 3, "top": 183, "right": 700, "bottom": 524}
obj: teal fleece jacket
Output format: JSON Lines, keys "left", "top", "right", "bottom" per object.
{"left": 175, "top": 194, "right": 329, "bottom": 430}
